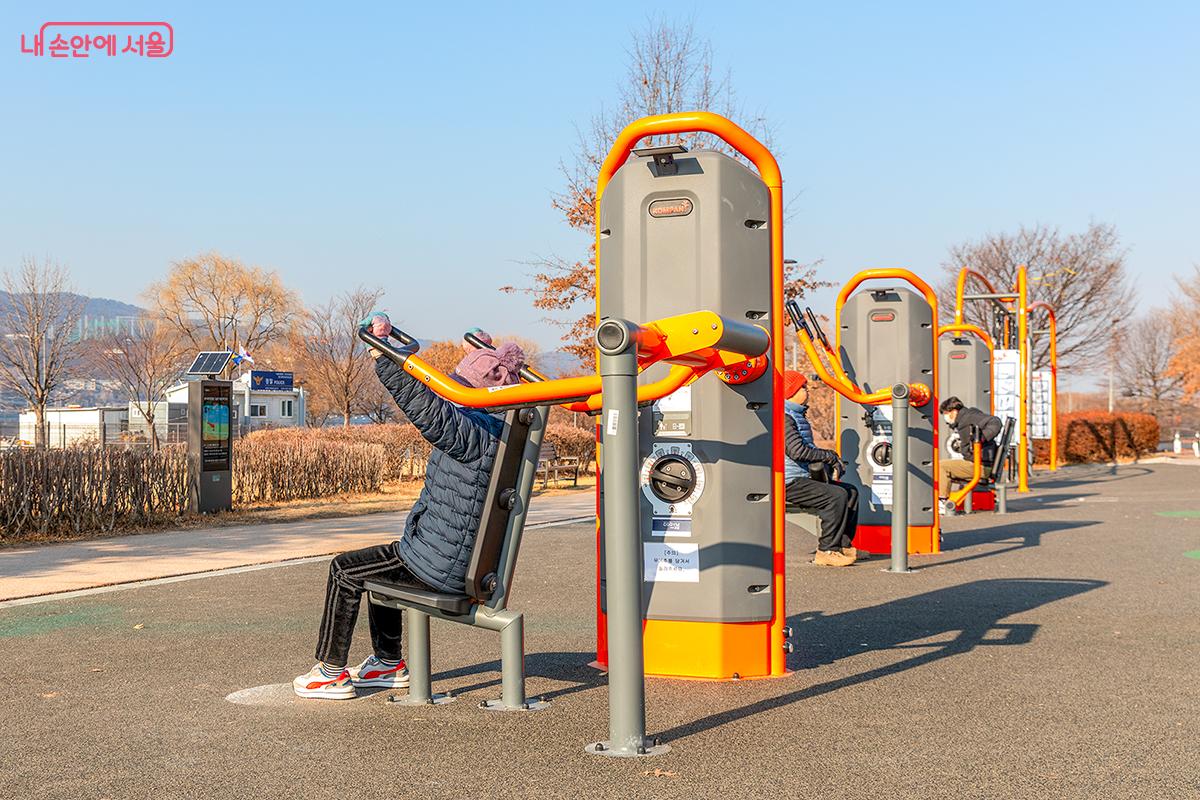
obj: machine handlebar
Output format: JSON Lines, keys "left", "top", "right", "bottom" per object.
{"left": 805, "top": 306, "right": 832, "bottom": 352}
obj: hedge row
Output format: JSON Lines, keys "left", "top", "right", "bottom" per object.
{"left": 1032, "top": 411, "right": 1160, "bottom": 465}
{"left": 247, "top": 421, "right": 598, "bottom": 475}
{"left": 232, "top": 439, "right": 384, "bottom": 503}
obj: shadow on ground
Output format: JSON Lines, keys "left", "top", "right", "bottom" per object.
{"left": 653, "top": 577, "right": 1104, "bottom": 742}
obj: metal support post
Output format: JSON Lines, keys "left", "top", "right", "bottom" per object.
{"left": 888, "top": 384, "right": 912, "bottom": 574}
{"left": 996, "top": 482, "right": 1008, "bottom": 515}
{"left": 387, "top": 609, "right": 453, "bottom": 706}
{"left": 586, "top": 319, "right": 668, "bottom": 758}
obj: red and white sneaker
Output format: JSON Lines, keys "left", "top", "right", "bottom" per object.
{"left": 349, "top": 655, "right": 410, "bottom": 689}
{"left": 292, "top": 665, "right": 355, "bottom": 700}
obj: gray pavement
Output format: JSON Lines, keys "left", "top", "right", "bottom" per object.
{"left": 0, "top": 491, "right": 595, "bottom": 602}
{"left": 1, "top": 463, "right": 1198, "bottom": 799}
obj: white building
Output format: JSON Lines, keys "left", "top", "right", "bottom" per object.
{"left": 165, "top": 370, "right": 306, "bottom": 433}
{"left": 18, "top": 406, "right": 129, "bottom": 448}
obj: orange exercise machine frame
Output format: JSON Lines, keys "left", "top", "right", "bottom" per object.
{"left": 937, "top": 322, "right": 994, "bottom": 510}
{"left": 592, "top": 111, "right": 789, "bottom": 680}
{"left": 790, "top": 268, "right": 939, "bottom": 554}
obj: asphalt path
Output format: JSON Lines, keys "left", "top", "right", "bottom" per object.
{"left": 2, "top": 464, "right": 1197, "bottom": 799}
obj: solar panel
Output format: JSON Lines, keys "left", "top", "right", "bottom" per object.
{"left": 186, "top": 351, "right": 233, "bottom": 376}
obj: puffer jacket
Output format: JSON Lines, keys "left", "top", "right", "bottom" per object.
{"left": 783, "top": 401, "right": 814, "bottom": 482}
{"left": 951, "top": 406, "right": 1004, "bottom": 463}
{"left": 375, "top": 357, "right": 503, "bottom": 594}
{"left": 783, "top": 413, "right": 840, "bottom": 481}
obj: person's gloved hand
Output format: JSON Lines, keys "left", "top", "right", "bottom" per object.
{"left": 358, "top": 311, "right": 392, "bottom": 339}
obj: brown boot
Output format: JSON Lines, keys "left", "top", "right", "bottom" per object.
{"left": 842, "top": 546, "right": 869, "bottom": 561}
{"left": 813, "top": 549, "right": 856, "bottom": 567}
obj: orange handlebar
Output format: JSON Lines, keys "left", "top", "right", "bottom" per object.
{"left": 836, "top": 268, "right": 939, "bottom": 319}
{"left": 949, "top": 441, "right": 983, "bottom": 506}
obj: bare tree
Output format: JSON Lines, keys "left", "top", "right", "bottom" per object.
{"left": 939, "top": 223, "right": 1135, "bottom": 370}
{"left": 502, "top": 18, "right": 817, "bottom": 360}
{"left": 149, "top": 252, "right": 299, "bottom": 375}
{"left": 1115, "top": 312, "right": 1184, "bottom": 415}
{"left": 0, "top": 259, "right": 85, "bottom": 448}
{"left": 294, "top": 287, "right": 383, "bottom": 428}
{"left": 92, "top": 316, "right": 189, "bottom": 450}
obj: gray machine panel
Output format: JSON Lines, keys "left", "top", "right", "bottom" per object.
{"left": 837, "top": 288, "right": 935, "bottom": 526}
{"left": 938, "top": 336, "right": 991, "bottom": 461}
{"left": 598, "top": 149, "right": 774, "bottom": 623}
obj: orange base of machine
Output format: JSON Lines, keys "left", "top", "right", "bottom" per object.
{"left": 853, "top": 523, "right": 938, "bottom": 555}
{"left": 595, "top": 615, "right": 785, "bottom": 680}
{"left": 970, "top": 490, "right": 996, "bottom": 512}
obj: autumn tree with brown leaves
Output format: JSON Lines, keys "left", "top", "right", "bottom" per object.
{"left": 0, "top": 259, "right": 85, "bottom": 448}
{"left": 939, "top": 223, "right": 1135, "bottom": 371}
{"left": 149, "top": 252, "right": 300, "bottom": 375}
{"left": 1167, "top": 266, "right": 1200, "bottom": 401}
{"left": 504, "top": 18, "right": 823, "bottom": 360}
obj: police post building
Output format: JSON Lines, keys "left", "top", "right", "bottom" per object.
{"left": 166, "top": 369, "right": 305, "bottom": 433}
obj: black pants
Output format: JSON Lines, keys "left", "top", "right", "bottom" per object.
{"left": 786, "top": 477, "right": 853, "bottom": 551}
{"left": 314, "top": 543, "right": 429, "bottom": 668}
{"left": 831, "top": 479, "right": 860, "bottom": 548}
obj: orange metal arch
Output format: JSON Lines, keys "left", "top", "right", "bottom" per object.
{"left": 937, "top": 323, "right": 995, "bottom": 416}
{"left": 954, "top": 267, "right": 1001, "bottom": 325}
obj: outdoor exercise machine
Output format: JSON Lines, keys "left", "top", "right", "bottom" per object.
{"left": 953, "top": 265, "right": 1059, "bottom": 492}
{"left": 360, "top": 307, "right": 769, "bottom": 758}
{"left": 788, "top": 269, "right": 939, "bottom": 556}
{"left": 591, "top": 111, "right": 788, "bottom": 682}
{"left": 937, "top": 322, "right": 998, "bottom": 511}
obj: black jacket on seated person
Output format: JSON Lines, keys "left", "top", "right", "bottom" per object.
{"left": 951, "top": 406, "right": 1004, "bottom": 461}
{"left": 375, "top": 357, "right": 503, "bottom": 594}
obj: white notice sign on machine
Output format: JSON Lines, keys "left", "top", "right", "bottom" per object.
{"left": 871, "top": 473, "right": 893, "bottom": 506}
{"left": 993, "top": 349, "right": 1021, "bottom": 444}
{"left": 643, "top": 542, "right": 700, "bottom": 583}
{"left": 1030, "top": 370, "right": 1052, "bottom": 439}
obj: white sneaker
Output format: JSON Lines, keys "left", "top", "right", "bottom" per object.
{"left": 939, "top": 499, "right": 958, "bottom": 517}
{"left": 293, "top": 664, "right": 355, "bottom": 700}
{"left": 348, "top": 655, "right": 410, "bottom": 689}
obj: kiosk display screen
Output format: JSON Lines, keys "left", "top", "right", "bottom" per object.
{"left": 200, "top": 383, "right": 232, "bottom": 471}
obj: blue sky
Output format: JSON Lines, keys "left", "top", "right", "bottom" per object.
{"left": 1, "top": 2, "right": 1196, "bottom": 389}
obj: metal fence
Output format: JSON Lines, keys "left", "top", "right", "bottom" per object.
{"left": 0, "top": 418, "right": 294, "bottom": 450}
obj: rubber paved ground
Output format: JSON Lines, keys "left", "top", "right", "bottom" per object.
{"left": 2, "top": 464, "right": 1197, "bottom": 799}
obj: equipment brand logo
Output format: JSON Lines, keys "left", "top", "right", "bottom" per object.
{"left": 19, "top": 21, "right": 174, "bottom": 58}
{"left": 648, "top": 198, "right": 693, "bottom": 218}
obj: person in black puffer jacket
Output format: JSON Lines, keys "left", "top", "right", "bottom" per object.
{"left": 938, "top": 395, "right": 1003, "bottom": 516}
{"left": 294, "top": 312, "right": 524, "bottom": 700}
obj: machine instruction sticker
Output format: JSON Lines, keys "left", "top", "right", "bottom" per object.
{"left": 644, "top": 542, "right": 700, "bottom": 583}
{"left": 993, "top": 349, "right": 1021, "bottom": 444}
{"left": 871, "top": 474, "right": 894, "bottom": 506}
{"left": 606, "top": 409, "right": 620, "bottom": 436}
{"left": 1031, "top": 370, "right": 1052, "bottom": 439}
{"left": 652, "top": 385, "right": 691, "bottom": 437}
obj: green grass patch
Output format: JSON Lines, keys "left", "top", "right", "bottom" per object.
{"left": 1154, "top": 510, "right": 1200, "bottom": 519}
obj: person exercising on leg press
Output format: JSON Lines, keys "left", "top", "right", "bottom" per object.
{"left": 782, "top": 371, "right": 859, "bottom": 567}
{"left": 294, "top": 312, "right": 525, "bottom": 699}
{"left": 937, "top": 395, "right": 1003, "bottom": 516}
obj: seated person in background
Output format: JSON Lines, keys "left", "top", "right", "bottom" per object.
{"left": 938, "top": 395, "right": 1003, "bottom": 516}
{"left": 782, "top": 371, "right": 859, "bottom": 567}
{"left": 294, "top": 313, "right": 524, "bottom": 700}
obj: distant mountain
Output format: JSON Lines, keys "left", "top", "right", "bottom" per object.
{"left": 0, "top": 291, "right": 144, "bottom": 319}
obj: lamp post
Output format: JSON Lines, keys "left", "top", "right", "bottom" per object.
{"left": 1108, "top": 318, "right": 1121, "bottom": 413}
